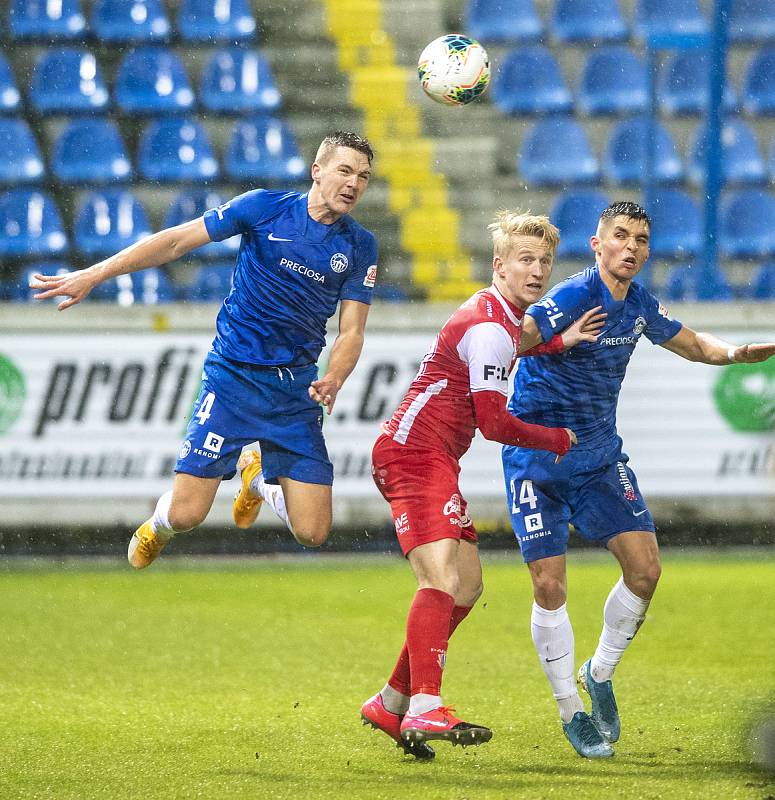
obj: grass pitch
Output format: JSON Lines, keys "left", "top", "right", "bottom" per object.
{"left": 1, "top": 549, "right": 774, "bottom": 800}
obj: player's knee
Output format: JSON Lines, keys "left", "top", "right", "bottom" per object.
{"left": 168, "top": 507, "right": 206, "bottom": 532}
{"left": 459, "top": 579, "right": 483, "bottom": 607}
{"left": 531, "top": 574, "right": 567, "bottom": 608}
{"left": 292, "top": 522, "right": 331, "bottom": 548}
{"left": 627, "top": 561, "right": 661, "bottom": 598}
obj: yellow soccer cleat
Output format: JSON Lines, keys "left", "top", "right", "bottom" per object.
{"left": 128, "top": 519, "right": 167, "bottom": 569}
{"left": 233, "top": 449, "right": 264, "bottom": 529}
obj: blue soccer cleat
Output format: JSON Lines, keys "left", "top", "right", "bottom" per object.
{"left": 562, "top": 711, "right": 614, "bottom": 759}
{"left": 578, "top": 658, "right": 620, "bottom": 743}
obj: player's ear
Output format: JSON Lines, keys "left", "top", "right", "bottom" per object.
{"left": 590, "top": 235, "right": 601, "bottom": 255}
{"left": 492, "top": 255, "right": 503, "bottom": 276}
{"left": 310, "top": 161, "right": 321, "bottom": 181}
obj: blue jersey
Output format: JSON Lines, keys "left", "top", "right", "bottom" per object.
{"left": 203, "top": 189, "right": 378, "bottom": 367}
{"left": 509, "top": 266, "right": 683, "bottom": 449}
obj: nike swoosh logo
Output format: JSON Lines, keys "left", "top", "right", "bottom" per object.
{"left": 633, "top": 509, "right": 648, "bottom": 516}
{"left": 545, "top": 652, "right": 569, "bottom": 663}
{"left": 411, "top": 718, "right": 448, "bottom": 727}
{"left": 268, "top": 232, "right": 292, "bottom": 242}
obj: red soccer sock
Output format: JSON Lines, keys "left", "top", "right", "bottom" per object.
{"left": 388, "top": 604, "right": 474, "bottom": 696}
{"left": 401, "top": 588, "right": 455, "bottom": 697}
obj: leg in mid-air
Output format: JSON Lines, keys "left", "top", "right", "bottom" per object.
{"left": 579, "top": 530, "right": 660, "bottom": 743}
{"left": 361, "top": 539, "right": 484, "bottom": 759}
{"left": 528, "top": 554, "right": 613, "bottom": 759}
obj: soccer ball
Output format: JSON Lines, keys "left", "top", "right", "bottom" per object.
{"left": 417, "top": 34, "right": 490, "bottom": 106}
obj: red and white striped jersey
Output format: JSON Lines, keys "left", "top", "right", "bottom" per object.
{"left": 382, "top": 285, "right": 524, "bottom": 459}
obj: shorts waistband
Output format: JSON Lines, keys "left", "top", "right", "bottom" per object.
{"left": 220, "top": 355, "right": 315, "bottom": 372}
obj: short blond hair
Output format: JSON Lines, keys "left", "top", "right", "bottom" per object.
{"left": 488, "top": 210, "right": 560, "bottom": 259}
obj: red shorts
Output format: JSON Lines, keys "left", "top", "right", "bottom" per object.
{"left": 371, "top": 434, "right": 478, "bottom": 557}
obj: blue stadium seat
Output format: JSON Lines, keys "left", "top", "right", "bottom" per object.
{"left": 29, "top": 49, "right": 109, "bottom": 113}
{"left": 688, "top": 119, "right": 766, "bottom": 187}
{"left": 663, "top": 263, "right": 734, "bottom": 301}
{"left": 518, "top": 117, "right": 600, "bottom": 186}
{"left": 658, "top": 51, "right": 737, "bottom": 116}
{"left": 551, "top": 0, "right": 628, "bottom": 43}
{"left": 92, "top": 0, "right": 170, "bottom": 42}
{"left": 10, "top": 0, "right": 86, "bottom": 40}
{"left": 138, "top": 118, "right": 219, "bottom": 182}
{"left": 178, "top": 0, "right": 256, "bottom": 42}
{"left": 578, "top": 47, "right": 648, "bottom": 116}
{"left": 74, "top": 190, "right": 151, "bottom": 258}
{"left": 550, "top": 189, "right": 610, "bottom": 258}
{"left": 52, "top": 118, "right": 132, "bottom": 184}
{"left": 90, "top": 269, "right": 175, "bottom": 305}
{"left": 225, "top": 117, "right": 305, "bottom": 183}
{"left": 163, "top": 190, "right": 240, "bottom": 259}
{"left": 187, "top": 262, "right": 234, "bottom": 302}
{"left": 0, "top": 189, "right": 68, "bottom": 257}
{"left": 729, "top": 0, "right": 775, "bottom": 42}
{"left": 492, "top": 47, "right": 573, "bottom": 115}
{"left": 647, "top": 189, "right": 702, "bottom": 259}
{"left": 7, "top": 263, "right": 70, "bottom": 302}
{"left": 634, "top": 0, "right": 707, "bottom": 39}
{"left": 603, "top": 117, "right": 684, "bottom": 185}
{"left": 720, "top": 189, "right": 775, "bottom": 258}
{"left": 743, "top": 47, "right": 775, "bottom": 115}
{"left": 0, "top": 119, "right": 45, "bottom": 183}
{"left": 115, "top": 48, "right": 194, "bottom": 114}
{"left": 750, "top": 261, "right": 775, "bottom": 299}
{"left": 465, "top": 0, "right": 543, "bottom": 44}
{"left": 200, "top": 48, "right": 282, "bottom": 113}
{"left": 0, "top": 54, "right": 21, "bottom": 113}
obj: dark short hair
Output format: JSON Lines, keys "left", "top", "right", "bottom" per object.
{"left": 599, "top": 201, "right": 651, "bottom": 228}
{"left": 317, "top": 131, "right": 374, "bottom": 165}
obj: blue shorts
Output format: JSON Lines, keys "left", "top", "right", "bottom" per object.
{"left": 174, "top": 350, "right": 333, "bottom": 485}
{"left": 502, "top": 440, "right": 655, "bottom": 563}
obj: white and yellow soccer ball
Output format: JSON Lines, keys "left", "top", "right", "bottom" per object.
{"left": 417, "top": 34, "right": 490, "bottom": 106}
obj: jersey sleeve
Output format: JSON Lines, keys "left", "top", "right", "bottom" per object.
{"left": 339, "top": 229, "right": 378, "bottom": 304}
{"left": 203, "top": 189, "right": 269, "bottom": 242}
{"left": 642, "top": 291, "right": 683, "bottom": 345}
{"left": 526, "top": 279, "right": 588, "bottom": 343}
{"left": 457, "top": 321, "right": 515, "bottom": 397}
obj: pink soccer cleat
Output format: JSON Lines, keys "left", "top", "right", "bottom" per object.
{"left": 400, "top": 705, "right": 492, "bottom": 748}
{"left": 360, "top": 694, "right": 435, "bottom": 759}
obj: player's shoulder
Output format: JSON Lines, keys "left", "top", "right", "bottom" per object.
{"left": 229, "top": 187, "right": 300, "bottom": 216}
{"left": 554, "top": 265, "right": 597, "bottom": 293}
{"left": 339, "top": 213, "right": 377, "bottom": 247}
{"left": 453, "top": 288, "right": 517, "bottom": 330}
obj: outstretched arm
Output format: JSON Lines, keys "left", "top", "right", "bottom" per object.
{"left": 520, "top": 306, "right": 606, "bottom": 355}
{"left": 29, "top": 217, "right": 211, "bottom": 310}
{"left": 309, "top": 299, "right": 370, "bottom": 415}
{"left": 661, "top": 326, "right": 775, "bottom": 365}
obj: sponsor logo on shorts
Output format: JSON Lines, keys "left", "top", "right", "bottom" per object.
{"left": 518, "top": 529, "right": 553, "bottom": 543}
{"left": 203, "top": 431, "right": 224, "bottom": 453}
{"left": 525, "top": 513, "right": 544, "bottom": 532}
{"left": 443, "top": 493, "right": 472, "bottom": 528}
{"left": 179, "top": 440, "right": 191, "bottom": 459}
{"left": 330, "top": 252, "right": 348, "bottom": 273}
{"left": 617, "top": 462, "right": 637, "bottom": 501}
{"left": 363, "top": 264, "right": 377, "bottom": 288}
{"left": 394, "top": 512, "right": 410, "bottom": 535}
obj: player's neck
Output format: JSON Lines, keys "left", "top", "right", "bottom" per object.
{"left": 307, "top": 188, "right": 343, "bottom": 226}
{"left": 598, "top": 266, "right": 631, "bottom": 301}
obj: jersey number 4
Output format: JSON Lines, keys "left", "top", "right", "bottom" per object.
{"left": 195, "top": 392, "right": 215, "bottom": 425}
{"left": 510, "top": 478, "right": 544, "bottom": 533}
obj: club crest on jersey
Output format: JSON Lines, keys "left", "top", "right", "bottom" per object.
{"left": 330, "top": 252, "right": 348, "bottom": 273}
{"left": 633, "top": 316, "right": 647, "bottom": 335}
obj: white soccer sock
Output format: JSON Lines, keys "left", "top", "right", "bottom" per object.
{"left": 380, "top": 683, "right": 409, "bottom": 715}
{"left": 249, "top": 473, "right": 293, "bottom": 532}
{"left": 408, "top": 693, "right": 442, "bottom": 716}
{"left": 150, "top": 490, "right": 176, "bottom": 542}
{"left": 531, "top": 602, "right": 584, "bottom": 723}
{"left": 590, "top": 577, "right": 650, "bottom": 683}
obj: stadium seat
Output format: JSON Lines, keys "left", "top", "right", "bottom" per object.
{"left": 7, "top": 262, "right": 70, "bottom": 302}
{"left": 518, "top": 117, "right": 600, "bottom": 186}
{"left": 663, "top": 263, "right": 734, "bottom": 301}
{"left": 29, "top": 48, "right": 109, "bottom": 113}
{"left": 177, "top": 0, "right": 256, "bottom": 42}
{"left": 0, "top": 189, "right": 68, "bottom": 257}
{"left": 658, "top": 50, "right": 738, "bottom": 116}
{"left": 115, "top": 48, "right": 194, "bottom": 115}
{"left": 0, "top": 54, "right": 21, "bottom": 112}
{"left": 492, "top": 47, "right": 573, "bottom": 116}
{"left": 550, "top": 189, "right": 610, "bottom": 258}
{"left": 634, "top": 0, "right": 707, "bottom": 40}
{"left": 750, "top": 261, "right": 775, "bottom": 299}
{"left": 200, "top": 48, "right": 282, "bottom": 114}
{"left": 10, "top": 0, "right": 86, "bottom": 40}
{"left": 688, "top": 119, "right": 766, "bottom": 187}
{"left": 163, "top": 190, "right": 240, "bottom": 259}
{"left": 729, "top": 0, "right": 775, "bottom": 42}
{"left": 74, "top": 190, "right": 151, "bottom": 258}
{"left": 578, "top": 47, "right": 648, "bottom": 116}
{"left": 138, "top": 118, "right": 219, "bottom": 182}
{"left": 743, "top": 47, "right": 775, "bottom": 115}
{"left": 647, "top": 189, "right": 702, "bottom": 259}
{"left": 603, "top": 117, "right": 684, "bottom": 185}
{"left": 90, "top": 269, "right": 175, "bottom": 305}
{"left": 465, "top": 0, "right": 543, "bottom": 44}
{"left": 551, "top": 0, "right": 628, "bottom": 43}
{"left": 720, "top": 189, "right": 775, "bottom": 258}
{"left": 91, "top": 0, "right": 170, "bottom": 42}
{"left": 225, "top": 117, "right": 305, "bottom": 183}
{"left": 0, "top": 119, "right": 45, "bottom": 183}
{"left": 52, "top": 118, "right": 132, "bottom": 184}
{"left": 187, "top": 261, "right": 234, "bottom": 302}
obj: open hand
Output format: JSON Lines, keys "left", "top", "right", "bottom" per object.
{"left": 731, "top": 343, "right": 775, "bottom": 364}
{"left": 561, "top": 306, "right": 607, "bottom": 349}
{"left": 29, "top": 268, "right": 96, "bottom": 310}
